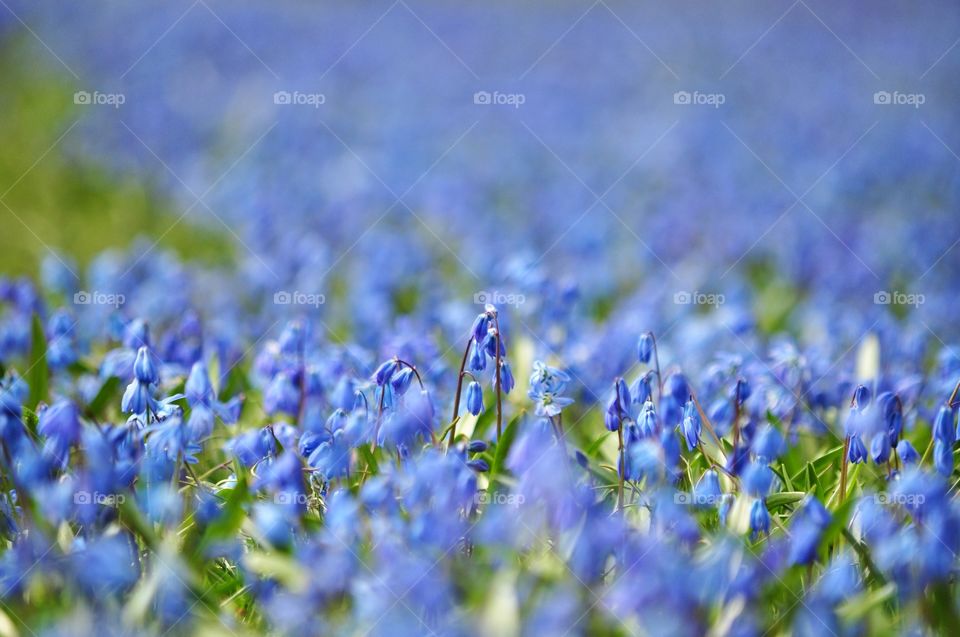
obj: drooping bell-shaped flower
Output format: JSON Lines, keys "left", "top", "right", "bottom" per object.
{"left": 752, "top": 424, "right": 785, "bottom": 461}
{"left": 637, "top": 332, "right": 654, "bottom": 364}
{"left": 694, "top": 469, "right": 722, "bottom": 506}
{"left": 870, "top": 432, "right": 891, "bottom": 465}
{"left": 465, "top": 381, "right": 484, "bottom": 416}
{"left": 133, "top": 346, "right": 159, "bottom": 385}
{"left": 934, "top": 439, "right": 953, "bottom": 477}
{"left": 933, "top": 405, "right": 956, "bottom": 445}
{"left": 681, "top": 400, "right": 701, "bottom": 450}
{"left": 743, "top": 461, "right": 774, "bottom": 497}
{"left": 847, "top": 433, "right": 867, "bottom": 464}
{"left": 372, "top": 359, "right": 399, "bottom": 386}
{"left": 896, "top": 439, "right": 920, "bottom": 465}
{"left": 749, "top": 499, "right": 770, "bottom": 537}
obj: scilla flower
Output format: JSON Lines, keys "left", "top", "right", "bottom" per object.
{"left": 604, "top": 378, "right": 631, "bottom": 431}
{"left": 465, "top": 381, "right": 484, "bottom": 416}
{"left": 529, "top": 361, "right": 570, "bottom": 394}
{"left": 185, "top": 361, "right": 242, "bottom": 439}
{"left": 847, "top": 433, "right": 867, "bottom": 464}
{"left": 750, "top": 499, "right": 770, "bottom": 537}
{"left": 530, "top": 389, "right": 574, "bottom": 418}
{"left": 743, "top": 461, "right": 774, "bottom": 497}
{"left": 121, "top": 347, "right": 159, "bottom": 417}
{"left": 681, "top": 399, "right": 700, "bottom": 450}
{"left": 870, "top": 431, "right": 891, "bottom": 465}
{"left": 933, "top": 405, "right": 955, "bottom": 445}
{"left": 638, "top": 400, "right": 658, "bottom": 438}
{"left": 897, "top": 439, "right": 920, "bottom": 464}
{"left": 637, "top": 332, "right": 654, "bottom": 364}
{"left": 934, "top": 439, "right": 953, "bottom": 476}
{"left": 694, "top": 469, "right": 722, "bottom": 507}
{"left": 371, "top": 358, "right": 397, "bottom": 387}
{"left": 38, "top": 400, "right": 81, "bottom": 465}
{"left": 788, "top": 497, "right": 831, "bottom": 565}
{"left": 752, "top": 424, "right": 785, "bottom": 461}
{"left": 497, "top": 360, "right": 515, "bottom": 395}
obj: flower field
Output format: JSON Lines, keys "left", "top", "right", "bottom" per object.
{"left": 0, "top": 2, "right": 960, "bottom": 635}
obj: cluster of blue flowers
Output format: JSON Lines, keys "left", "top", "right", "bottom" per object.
{"left": 1, "top": 1, "right": 960, "bottom": 634}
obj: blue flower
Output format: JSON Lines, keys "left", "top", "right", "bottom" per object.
{"left": 870, "top": 432, "right": 891, "bottom": 465}
{"left": 847, "top": 433, "right": 867, "bottom": 464}
{"left": 852, "top": 384, "right": 871, "bottom": 411}
{"left": 897, "top": 439, "right": 920, "bottom": 464}
{"left": 751, "top": 424, "right": 785, "bottom": 461}
{"left": 681, "top": 400, "right": 701, "bottom": 450}
{"left": 498, "top": 360, "right": 515, "bottom": 395}
{"left": 528, "top": 361, "right": 570, "bottom": 394}
{"left": 37, "top": 400, "right": 80, "bottom": 463}
{"left": 465, "top": 381, "right": 484, "bottom": 416}
{"left": 468, "top": 341, "right": 486, "bottom": 372}
{"left": 372, "top": 359, "right": 399, "bottom": 386}
{"left": 694, "top": 469, "right": 722, "bottom": 507}
{"left": 263, "top": 372, "right": 300, "bottom": 416}
{"left": 133, "top": 345, "right": 158, "bottom": 384}
{"left": 750, "top": 499, "right": 770, "bottom": 537}
{"left": 788, "top": 496, "right": 830, "bottom": 565}
{"left": 933, "top": 405, "right": 956, "bottom": 444}
{"left": 743, "top": 461, "right": 774, "bottom": 497}
{"left": 637, "top": 332, "right": 654, "bottom": 364}
{"left": 934, "top": 439, "right": 953, "bottom": 477}
{"left": 604, "top": 378, "right": 631, "bottom": 431}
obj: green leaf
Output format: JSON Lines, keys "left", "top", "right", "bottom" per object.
{"left": 26, "top": 313, "right": 48, "bottom": 413}
{"left": 85, "top": 376, "right": 121, "bottom": 419}
{"left": 585, "top": 431, "right": 611, "bottom": 457}
{"left": 199, "top": 467, "right": 249, "bottom": 551}
{"left": 490, "top": 412, "right": 524, "bottom": 481}
{"left": 358, "top": 444, "right": 380, "bottom": 476}
{"left": 838, "top": 583, "right": 896, "bottom": 620}
{"left": 766, "top": 491, "right": 806, "bottom": 510}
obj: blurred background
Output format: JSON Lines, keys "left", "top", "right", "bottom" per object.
{"left": 0, "top": 1, "right": 959, "bottom": 376}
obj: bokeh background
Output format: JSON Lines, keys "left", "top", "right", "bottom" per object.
{"left": 1, "top": 0, "right": 959, "bottom": 398}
